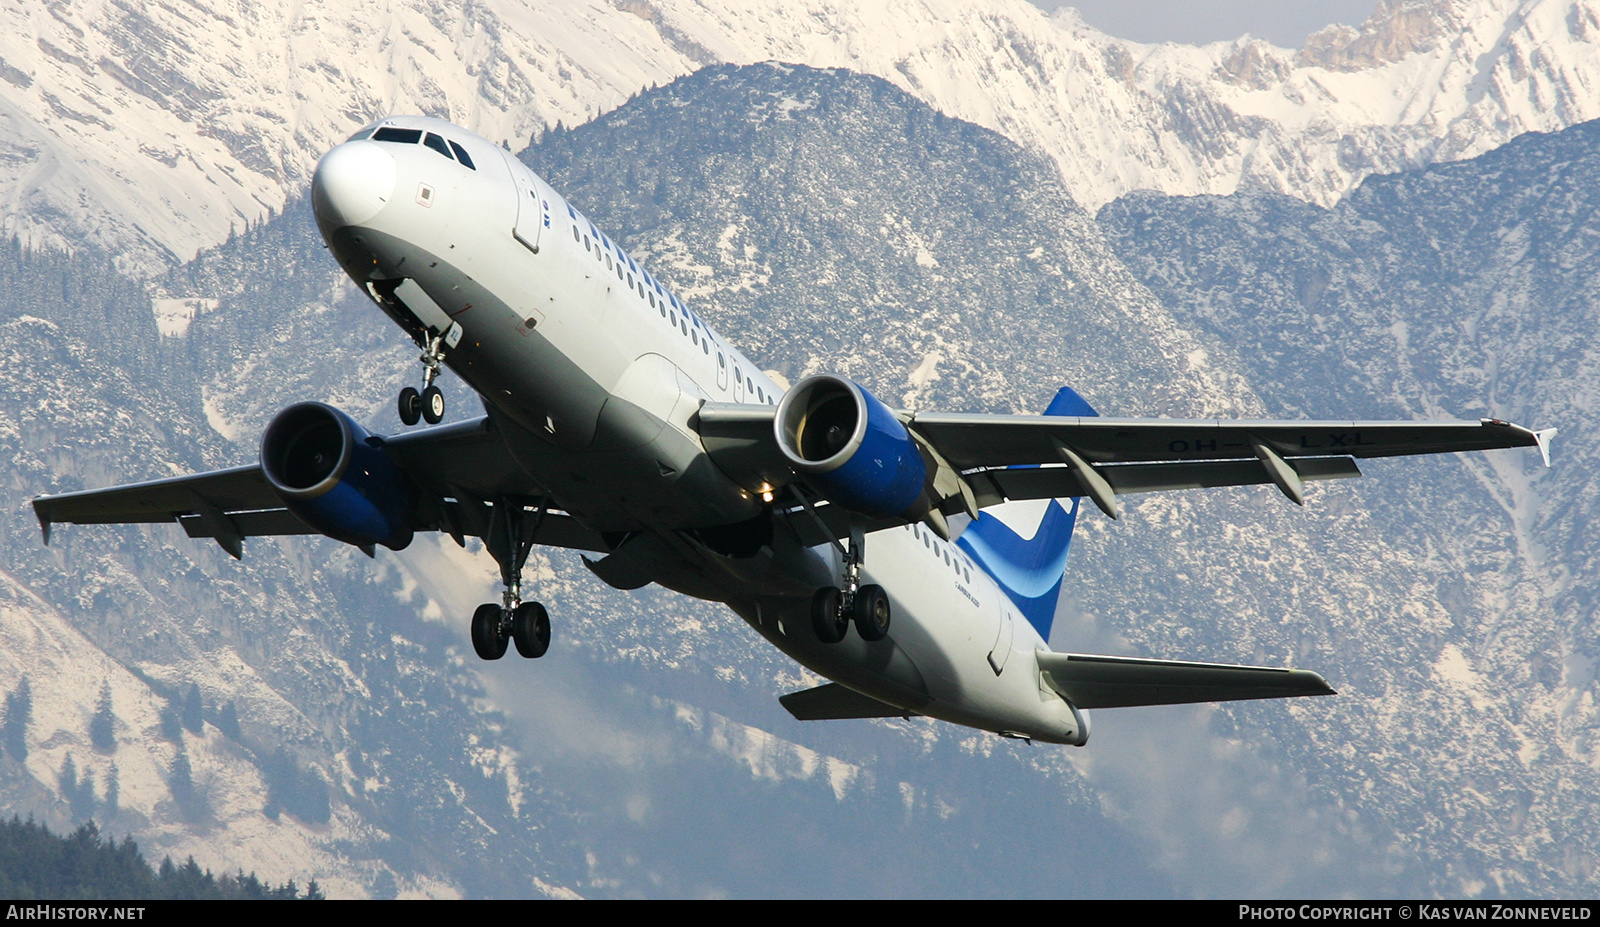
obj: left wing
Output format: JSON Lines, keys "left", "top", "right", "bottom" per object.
{"left": 34, "top": 416, "right": 608, "bottom": 558}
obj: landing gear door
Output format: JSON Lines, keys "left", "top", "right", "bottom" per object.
{"left": 507, "top": 157, "right": 547, "bottom": 254}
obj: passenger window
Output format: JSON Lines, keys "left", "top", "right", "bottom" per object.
{"left": 583, "top": 236, "right": 590, "bottom": 251}
{"left": 423, "top": 133, "right": 454, "bottom": 159}
{"left": 448, "top": 140, "right": 475, "bottom": 169}
{"left": 373, "top": 127, "right": 423, "bottom": 144}
{"left": 572, "top": 227, "right": 579, "bottom": 242}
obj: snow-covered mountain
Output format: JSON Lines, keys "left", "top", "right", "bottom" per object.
{"left": 4, "top": 60, "right": 1588, "bottom": 898}
{"left": 5, "top": 0, "right": 1600, "bottom": 268}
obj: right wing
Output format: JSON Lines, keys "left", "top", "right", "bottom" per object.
{"left": 33, "top": 416, "right": 608, "bottom": 558}
{"left": 699, "top": 401, "right": 1555, "bottom": 519}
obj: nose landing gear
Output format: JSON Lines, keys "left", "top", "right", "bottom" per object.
{"left": 465, "top": 496, "right": 554, "bottom": 661}
{"left": 398, "top": 325, "right": 458, "bottom": 426}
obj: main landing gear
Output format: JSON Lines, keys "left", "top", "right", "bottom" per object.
{"left": 469, "top": 496, "right": 553, "bottom": 661}
{"left": 398, "top": 328, "right": 451, "bottom": 426}
{"left": 810, "top": 524, "right": 891, "bottom": 645}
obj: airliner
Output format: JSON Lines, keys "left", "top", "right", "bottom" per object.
{"left": 33, "top": 116, "right": 1555, "bottom": 746}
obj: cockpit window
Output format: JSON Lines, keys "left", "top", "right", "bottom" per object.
{"left": 347, "top": 128, "right": 376, "bottom": 141}
{"left": 373, "top": 127, "right": 423, "bottom": 144}
{"left": 423, "top": 133, "right": 454, "bottom": 160}
{"left": 448, "top": 140, "right": 475, "bottom": 169}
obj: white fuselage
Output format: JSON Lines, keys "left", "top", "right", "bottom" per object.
{"left": 313, "top": 116, "right": 1085, "bottom": 745}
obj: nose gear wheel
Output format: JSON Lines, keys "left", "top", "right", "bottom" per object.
{"left": 397, "top": 325, "right": 456, "bottom": 426}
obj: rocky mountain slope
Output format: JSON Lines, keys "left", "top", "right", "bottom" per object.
{"left": 1098, "top": 117, "right": 1596, "bottom": 896}
{"left": 5, "top": 0, "right": 1600, "bottom": 268}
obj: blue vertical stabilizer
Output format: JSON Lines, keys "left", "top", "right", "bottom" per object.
{"left": 956, "top": 387, "right": 1097, "bottom": 640}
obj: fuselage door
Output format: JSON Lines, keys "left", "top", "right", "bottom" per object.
{"left": 507, "top": 158, "right": 545, "bottom": 254}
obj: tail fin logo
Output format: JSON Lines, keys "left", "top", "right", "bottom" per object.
{"left": 956, "top": 386, "right": 1096, "bottom": 640}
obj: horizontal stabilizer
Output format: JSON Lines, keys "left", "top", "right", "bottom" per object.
{"left": 1036, "top": 651, "right": 1335, "bottom": 709}
{"left": 779, "top": 683, "right": 914, "bottom": 721}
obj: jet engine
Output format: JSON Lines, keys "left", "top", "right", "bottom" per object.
{"left": 775, "top": 375, "right": 936, "bottom": 523}
{"left": 260, "top": 402, "right": 415, "bottom": 551}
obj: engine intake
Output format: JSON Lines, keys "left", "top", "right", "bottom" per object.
{"left": 260, "top": 402, "right": 414, "bottom": 551}
{"left": 775, "top": 375, "right": 933, "bottom": 522}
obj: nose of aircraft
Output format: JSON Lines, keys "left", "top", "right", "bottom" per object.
{"left": 311, "top": 141, "right": 395, "bottom": 233}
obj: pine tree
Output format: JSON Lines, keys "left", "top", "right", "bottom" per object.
{"left": 181, "top": 683, "right": 204, "bottom": 734}
{"left": 3, "top": 678, "right": 31, "bottom": 760}
{"left": 168, "top": 746, "right": 205, "bottom": 822}
{"left": 218, "top": 700, "right": 241, "bottom": 741}
{"left": 103, "top": 764, "right": 119, "bottom": 817}
{"left": 159, "top": 704, "right": 182, "bottom": 742}
{"left": 58, "top": 755, "right": 96, "bottom": 822}
{"left": 90, "top": 681, "right": 116, "bottom": 752}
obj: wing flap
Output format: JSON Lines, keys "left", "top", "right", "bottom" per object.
{"left": 179, "top": 509, "right": 312, "bottom": 539}
{"left": 971, "top": 456, "right": 1361, "bottom": 506}
{"left": 1036, "top": 651, "right": 1336, "bottom": 709}
{"left": 779, "top": 683, "right": 915, "bottom": 721}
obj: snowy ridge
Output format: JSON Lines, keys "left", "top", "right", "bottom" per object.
{"left": 5, "top": 0, "right": 1600, "bottom": 267}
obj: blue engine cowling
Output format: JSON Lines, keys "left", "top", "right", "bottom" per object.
{"left": 260, "top": 402, "right": 414, "bottom": 551}
{"left": 775, "top": 375, "right": 933, "bottom": 522}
